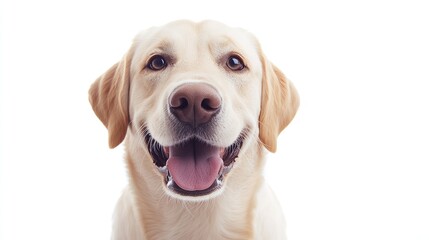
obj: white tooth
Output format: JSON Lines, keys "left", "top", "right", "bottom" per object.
{"left": 223, "top": 163, "right": 234, "bottom": 175}
{"left": 219, "top": 148, "right": 225, "bottom": 157}
{"left": 166, "top": 175, "right": 174, "bottom": 188}
{"left": 163, "top": 147, "right": 169, "bottom": 157}
{"left": 158, "top": 166, "right": 168, "bottom": 176}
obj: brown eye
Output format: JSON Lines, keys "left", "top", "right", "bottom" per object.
{"left": 148, "top": 55, "right": 167, "bottom": 70}
{"left": 226, "top": 55, "right": 245, "bottom": 71}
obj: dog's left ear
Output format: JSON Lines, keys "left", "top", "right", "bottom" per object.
{"left": 259, "top": 53, "right": 299, "bottom": 152}
{"left": 88, "top": 52, "right": 132, "bottom": 149}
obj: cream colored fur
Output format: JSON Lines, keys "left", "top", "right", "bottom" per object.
{"left": 89, "top": 20, "right": 299, "bottom": 240}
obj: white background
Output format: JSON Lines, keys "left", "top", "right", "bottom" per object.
{"left": 1, "top": 0, "right": 428, "bottom": 239}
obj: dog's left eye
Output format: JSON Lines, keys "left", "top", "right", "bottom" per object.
{"left": 226, "top": 55, "right": 245, "bottom": 71}
{"left": 147, "top": 55, "right": 168, "bottom": 71}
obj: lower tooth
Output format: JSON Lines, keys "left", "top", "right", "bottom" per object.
{"left": 158, "top": 166, "right": 168, "bottom": 176}
{"left": 223, "top": 164, "right": 233, "bottom": 174}
{"left": 166, "top": 173, "right": 173, "bottom": 187}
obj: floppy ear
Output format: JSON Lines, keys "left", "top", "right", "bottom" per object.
{"left": 259, "top": 54, "right": 299, "bottom": 152}
{"left": 88, "top": 53, "right": 132, "bottom": 148}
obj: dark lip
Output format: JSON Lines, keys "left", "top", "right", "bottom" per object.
{"left": 170, "top": 180, "right": 222, "bottom": 196}
{"left": 143, "top": 128, "right": 245, "bottom": 197}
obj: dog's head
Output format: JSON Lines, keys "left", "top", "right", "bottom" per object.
{"left": 89, "top": 20, "right": 299, "bottom": 200}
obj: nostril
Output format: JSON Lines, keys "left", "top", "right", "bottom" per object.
{"left": 201, "top": 98, "right": 219, "bottom": 111}
{"left": 170, "top": 95, "right": 189, "bottom": 109}
{"left": 178, "top": 98, "right": 188, "bottom": 109}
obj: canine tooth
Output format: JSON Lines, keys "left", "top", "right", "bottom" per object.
{"left": 163, "top": 147, "right": 169, "bottom": 157}
{"left": 219, "top": 148, "right": 225, "bottom": 157}
{"left": 223, "top": 163, "right": 234, "bottom": 175}
{"left": 158, "top": 166, "right": 168, "bottom": 175}
{"left": 166, "top": 175, "right": 174, "bottom": 188}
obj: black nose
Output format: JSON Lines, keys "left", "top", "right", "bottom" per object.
{"left": 169, "top": 83, "right": 221, "bottom": 126}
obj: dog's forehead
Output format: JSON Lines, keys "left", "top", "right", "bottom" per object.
{"left": 133, "top": 20, "right": 259, "bottom": 56}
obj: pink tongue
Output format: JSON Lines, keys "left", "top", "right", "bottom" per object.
{"left": 167, "top": 139, "right": 223, "bottom": 191}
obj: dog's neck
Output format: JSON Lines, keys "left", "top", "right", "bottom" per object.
{"left": 124, "top": 138, "right": 265, "bottom": 240}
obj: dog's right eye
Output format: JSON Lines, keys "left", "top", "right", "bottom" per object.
{"left": 147, "top": 55, "right": 167, "bottom": 71}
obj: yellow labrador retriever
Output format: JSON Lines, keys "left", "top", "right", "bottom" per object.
{"left": 89, "top": 20, "right": 299, "bottom": 240}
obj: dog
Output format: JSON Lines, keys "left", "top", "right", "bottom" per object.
{"left": 89, "top": 20, "right": 299, "bottom": 240}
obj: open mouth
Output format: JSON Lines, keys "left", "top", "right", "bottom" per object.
{"left": 144, "top": 130, "right": 244, "bottom": 197}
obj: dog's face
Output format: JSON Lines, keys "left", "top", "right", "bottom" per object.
{"left": 89, "top": 20, "right": 299, "bottom": 201}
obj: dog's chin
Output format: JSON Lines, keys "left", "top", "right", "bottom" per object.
{"left": 143, "top": 128, "right": 245, "bottom": 201}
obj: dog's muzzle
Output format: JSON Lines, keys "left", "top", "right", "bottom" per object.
{"left": 142, "top": 83, "right": 245, "bottom": 197}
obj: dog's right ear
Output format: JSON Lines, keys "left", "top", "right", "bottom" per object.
{"left": 88, "top": 52, "right": 132, "bottom": 148}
